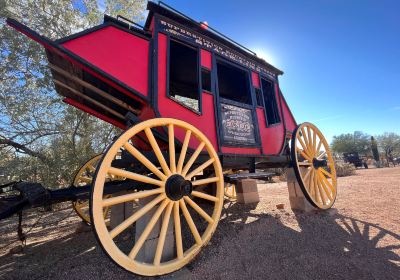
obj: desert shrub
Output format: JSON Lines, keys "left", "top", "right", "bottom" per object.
{"left": 334, "top": 162, "right": 356, "bottom": 177}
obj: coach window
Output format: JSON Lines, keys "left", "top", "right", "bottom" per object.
{"left": 169, "top": 39, "right": 199, "bottom": 111}
{"left": 261, "top": 78, "right": 280, "bottom": 125}
{"left": 216, "top": 60, "right": 252, "bottom": 105}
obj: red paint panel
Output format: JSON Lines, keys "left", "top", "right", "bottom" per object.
{"left": 200, "top": 49, "right": 212, "bottom": 69}
{"left": 251, "top": 72, "right": 260, "bottom": 88}
{"left": 280, "top": 94, "right": 297, "bottom": 132}
{"left": 62, "top": 26, "right": 149, "bottom": 96}
{"left": 157, "top": 34, "right": 218, "bottom": 150}
{"left": 221, "top": 146, "right": 261, "bottom": 155}
{"left": 257, "top": 108, "right": 285, "bottom": 155}
{"left": 63, "top": 98, "right": 126, "bottom": 129}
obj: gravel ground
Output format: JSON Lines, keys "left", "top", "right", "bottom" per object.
{"left": 0, "top": 167, "right": 399, "bottom": 280}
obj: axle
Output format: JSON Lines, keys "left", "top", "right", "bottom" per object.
{"left": 0, "top": 180, "right": 155, "bottom": 221}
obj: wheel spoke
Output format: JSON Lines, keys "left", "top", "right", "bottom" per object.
{"left": 184, "top": 196, "right": 214, "bottom": 223}
{"left": 300, "top": 150, "right": 311, "bottom": 161}
{"left": 102, "top": 189, "right": 163, "bottom": 207}
{"left": 173, "top": 201, "right": 183, "bottom": 259}
{"left": 298, "top": 162, "right": 312, "bottom": 166}
{"left": 87, "top": 164, "right": 96, "bottom": 172}
{"left": 319, "top": 171, "right": 336, "bottom": 194}
{"left": 185, "top": 158, "right": 215, "bottom": 180}
{"left": 179, "top": 199, "right": 202, "bottom": 245}
{"left": 309, "top": 170, "right": 315, "bottom": 197}
{"left": 313, "top": 170, "right": 320, "bottom": 203}
{"left": 302, "top": 168, "right": 312, "bottom": 188}
{"left": 307, "top": 127, "right": 313, "bottom": 156}
{"left": 312, "top": 129, "right": 317, "bottom": 156}
{"left": 297, "top": 137, "right": 311, "bottom": 158}
{"left": 316, "top": 139, "right": 322, "bottom": 155}
{"left": 181, "top": 142, "right": 206, "bottom": 177}
{"left": 318, "top": 173, "right": 333, "bottom": 201}
{"left": 153, "top": 201, "right": 174, "bottom": 265}
{"left": 128, "top": 199, "right": 169, "bottom": 260}
{"left": 124, "top": 143, "right": 167, "bottom": 181}
{"left": 177, "top": 130, "right": 192, "bottom": 174}
{"left": 317, "top": 151, "right": 327, "bottom": 160}
{"left": 109, "top": 194, "right": 165, "bottom": 239}
{"left": 168, "top": 124, "right": 176, "bottom": 173}
{"left": 316, "top": 180, "right": 326, "bottom": 205}
{"left": 192, "top": 176, "right": 219, "bottom": 186}
{"left": 320, "top": 167, "right": 333, "bottom": 178}
{"left": 144, "top": 127, "right": 171, "bottom": 176}
{"left": 301, "top": 127, "right": 311, "bottom": 155}
{"left": 191, "top": 190, "right": 219, "bottom": 202}
{"left": 108, "top": 167, "right": 164, "bottom": 187}
{"left": 79, "top": 176, "right": 92, "bottom": 184}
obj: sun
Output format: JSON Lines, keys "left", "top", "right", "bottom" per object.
{"left": 251, "top": 47, "right": 277, "bottom": 66}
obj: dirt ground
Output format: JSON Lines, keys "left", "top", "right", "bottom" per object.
{"left": 0, "top": 167, "right": 399, "bottom": 280}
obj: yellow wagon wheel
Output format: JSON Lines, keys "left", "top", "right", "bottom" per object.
{"left": 72, "top": 154, "right": 105, "bottom": 224}
{"left": 90, "top": 118, "right": 224, "bottom": 276}
{"left": 223, "top": 170, "right": 237, "bottom": 200}
{"left": 291, "top": 122, "right": 337, "bottom": 209}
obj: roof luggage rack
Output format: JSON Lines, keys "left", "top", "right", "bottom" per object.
{"left": 158, "top": 1, "right": 257, "bottom": 57}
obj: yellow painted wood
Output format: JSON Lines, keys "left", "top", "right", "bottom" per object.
{"left": 184, "top": 196, "right": 214, "bottom": 223}
{"left": 168, "top": 124, "right": 176, "bottom": 173}
{"left": 90, "top": 118, "right": 224, "bottom": 276}
{"left": 181, "top": 142, "right": 205, "bottom": 177}
{"left": 173, "top": 201, "right": 184, "bottom": 259}
{"left": 293, "top": 122, "right": 337, "bottom": 209}
{"left": 154, "top": 201, "right": 174, "bottom": 265}
{"left": 123, "top": 142, "right": 166, "bottom": 180}
{"left": 179, "top": 199, "right": 202, "bottom": 245}
{"left": 176, "top": 130, "right": 191, "bottom": 174}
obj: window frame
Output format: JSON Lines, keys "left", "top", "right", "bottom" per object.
{"left": 166, "top": 36, "right": 202, "bottom": 115}
{"left": 215, "top": 55, "right": 261, "bottom": 148}
{"left": 259, "top": 74, "right": 282, "bottom": 127}
{"left": 215, "top": 57, "right": 254, "bottom": 106}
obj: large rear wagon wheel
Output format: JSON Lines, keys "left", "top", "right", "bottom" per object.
{"left": 291, "top": 122, "right": 337, "bottom": 209}
{"left": 90, "top": 118, "right": 224, "bottom": 276}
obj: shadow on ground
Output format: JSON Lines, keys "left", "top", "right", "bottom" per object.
{"left": 0, "top": 201, "right": 399, "bottom": 280}
{"left": 190, "top": 202, "right": 400, "bottom": 280}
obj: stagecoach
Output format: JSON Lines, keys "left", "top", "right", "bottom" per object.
{"left": 1, "top": 1, "right": 337, "bottom": 276}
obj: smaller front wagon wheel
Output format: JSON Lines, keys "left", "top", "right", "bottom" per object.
{"left": 290, "top": 122, "right": 337, "bottom": 209}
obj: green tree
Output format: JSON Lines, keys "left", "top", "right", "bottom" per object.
{"left": 331, "top": 131, "right": 371, "bottom": 156}
{"left": 377, "top": 132, "right": 400, "bottom": 162}
{"left": 0, "top": 0, "right": 146, "bottom": 187}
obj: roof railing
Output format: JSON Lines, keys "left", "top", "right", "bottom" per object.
{"left": 116, "top": 14, "right": 149, "bottom": 32}
{"left": 158, "top": 1, "right": 257, "bottom": 57}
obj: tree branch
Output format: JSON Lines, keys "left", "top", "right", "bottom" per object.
{"left": 0, "top": 137, "right": 47, "bottom": 162}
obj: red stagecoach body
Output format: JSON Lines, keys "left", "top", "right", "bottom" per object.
{"left": 3, "top": 3, "right": 338, "bottom": 276}
{"left": 7, "top": 1, "right": 297, "bottom": 168}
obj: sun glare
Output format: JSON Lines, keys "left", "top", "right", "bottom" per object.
{"left": 251, "top": 47, "right": 277, "bottom": 66}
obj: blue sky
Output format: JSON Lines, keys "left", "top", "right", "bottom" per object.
{"left": 156, "top": 0, "right": 400, "bottom": 143}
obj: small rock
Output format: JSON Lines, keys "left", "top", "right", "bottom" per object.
{"left": 276, "top": 203, "right": 285, "bottom": 210}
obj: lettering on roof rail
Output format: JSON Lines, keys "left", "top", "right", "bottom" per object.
{"left": 158, "top": 17, "right": 276, "bottom": 80}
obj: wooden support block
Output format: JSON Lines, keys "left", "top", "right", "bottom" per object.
{"left": 236, "top": 179, "right": 259, "bottom": 204}
{"left": 286, "top": 168, "right": 316, "bottom": 212}
{"left": 110, "top": 201, "right": 134, "bottom": 230}
{"left": 236, "top": 179, "right": 258, "bottom": 193}
{"left": 136, "top": 196, "right": 174, "bottom": 263}
{"left": 237, "top": 191, "right": 259, "bottom": 204}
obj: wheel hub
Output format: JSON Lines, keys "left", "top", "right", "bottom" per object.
{"left": 165, "top": 174, "right": 193, "bottom": 201}
{"left": 313, "top": 157, "right": 328, "bottom": 169}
